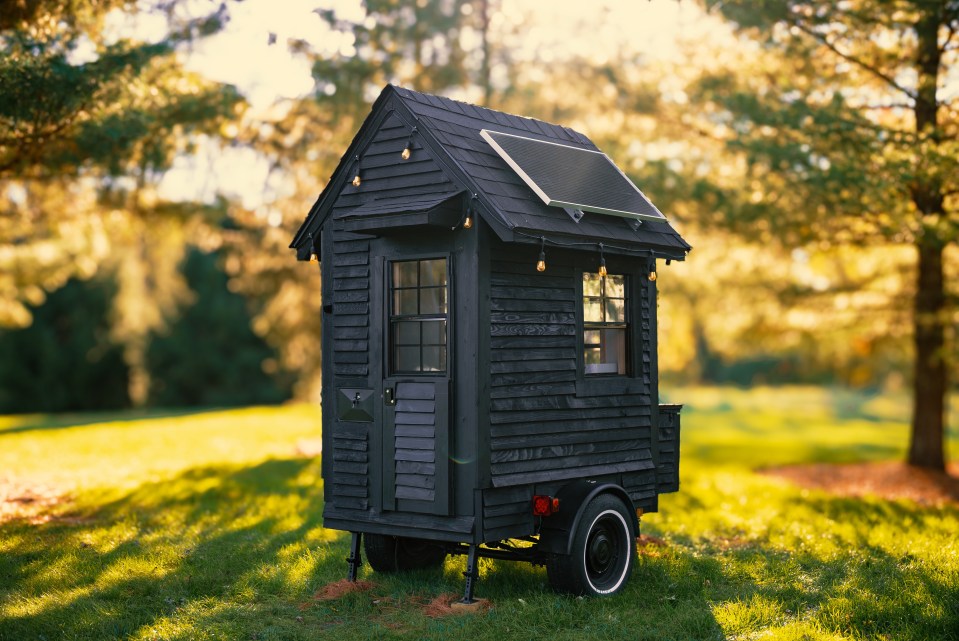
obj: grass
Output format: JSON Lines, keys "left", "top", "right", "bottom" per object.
{"left": 1, "top": 387, "right": 957, "bottom": 640}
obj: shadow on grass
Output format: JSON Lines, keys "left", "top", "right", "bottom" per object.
{"left": 0, "top": 458, "right": 329, "bottom": 639}
{"left": 0, "top": 407, "right": 234, "bottom": 436}
{"left": 3, "top": 459, "right": 956, "bottom": 641}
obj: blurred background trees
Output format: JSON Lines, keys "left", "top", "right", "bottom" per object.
{"left": 0, "top": 0, "right": 954, "bottom": 465}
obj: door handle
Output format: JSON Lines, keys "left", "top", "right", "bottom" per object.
{"left": 384, "top": 387, "right": 395, "bottom": 406}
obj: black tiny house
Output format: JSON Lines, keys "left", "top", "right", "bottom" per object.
{"left": 290, "top": 85, "right": 690, "bottom": 600}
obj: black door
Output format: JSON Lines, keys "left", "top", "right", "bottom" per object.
{"left": 376, "top": 252, "right": 451, "bottom": 516}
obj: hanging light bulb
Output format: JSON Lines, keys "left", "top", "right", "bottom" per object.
{"left": 536, "top": 237, "right": 547, "bottom": 272}
{"left": 401, "top": 126, "right": 417, "bottom": 160}
{"left": 463, "top": 214, "right": 473, "bottom": 229}
{"left": 598, "top": 243, "right": 607, "bottom": 278}
{"left": 351, "top": 154, "right": 361, "bottom": 187}
{"left": 648, "top": 271, "right": 657, "bottom": 282}
{"left": 308, "top": 233, "right": 318, "bottom": 262}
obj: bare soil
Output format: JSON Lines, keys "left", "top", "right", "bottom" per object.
{"left": 764, "top": 461, "right": 959, "bottom": 507}
{"left": 0, "top": 475, "right": 73, "bottom": 524}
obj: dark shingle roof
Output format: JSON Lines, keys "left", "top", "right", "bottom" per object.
{"left": 292, "top": 85, "right": 690, "bottom": 259}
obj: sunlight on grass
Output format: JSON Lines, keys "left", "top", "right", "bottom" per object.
{"left": 2, "top": 389, "right": 958, "bottom": 640}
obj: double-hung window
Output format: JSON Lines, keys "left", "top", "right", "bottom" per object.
{"left": 389, "top": 258, "right": 448, "bottom": 374}
{"left": 583, "top": 273, "right": 628, "bottom": 375}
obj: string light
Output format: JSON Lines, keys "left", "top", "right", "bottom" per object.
{"left": 401, "top": 126, "right": 417, "bottom": 160}
{"left": 351, "top": 155, "right": 361, "bottom": 187}
{"left": 598, "top": 243, "right": 607, "bottom": 278}
{"left": 536, "top": 236, "right": 546, "bottom": 272}
{"left": 308, "top": 232, "right": 318, "bottom": 263}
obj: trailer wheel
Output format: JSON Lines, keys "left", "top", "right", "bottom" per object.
{"left": 546, "top": 493, "right": 634, "bottom": 596}
{"left": 363, "top": 534, "right": 446, "bottom": 572}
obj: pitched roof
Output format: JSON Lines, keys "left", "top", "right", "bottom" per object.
{"left": 291, "top": 85, "right": 690, "bottom": 259}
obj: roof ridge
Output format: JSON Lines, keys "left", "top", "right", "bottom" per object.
{"left": 389, "top": 84, "right": 591, "bottom": 146}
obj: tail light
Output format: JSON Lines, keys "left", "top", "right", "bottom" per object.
{"left": 532, "top": 495, "right": 560, "bottom": 517}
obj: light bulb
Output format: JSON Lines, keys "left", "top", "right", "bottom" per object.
{"left": 648, "top": 271, "right": 657, "bottom": 282}
{"left": 309, "top": 252, "right": 318, "bottom": 263}
{"left": 401, "top": 147, "right": 411, "bottom": 160}
{"left": 463, "top": 215, "right": 472, "bottom": 229}
{"left": 352, "top": 174, "right": 361, "bottom": 187}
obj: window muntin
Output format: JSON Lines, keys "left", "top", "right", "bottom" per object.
{"left": 583, "top": 273, "right": 628, "bottom": 375}
{"left": 390, "top": 259, "right": 448, "bottom": 374}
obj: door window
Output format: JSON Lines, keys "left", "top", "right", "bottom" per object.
{"left": 390, "top": 258, "right": 448, "bottom": 374}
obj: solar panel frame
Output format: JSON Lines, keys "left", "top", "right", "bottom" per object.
{"left": 479, "top": 129, "right": 667, "bottom": 223}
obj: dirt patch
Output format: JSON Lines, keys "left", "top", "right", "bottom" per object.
{"left": 422, "top": 593, "right": 489, "bottom": 618}
{"left": 309, "top": 579, "right": 375, "bottom": 602}
{"left": 0, "top": 475, "right": 73, "bottom": 525}
{"left": 765, "top": 461, "right": 959, "bottom": 507}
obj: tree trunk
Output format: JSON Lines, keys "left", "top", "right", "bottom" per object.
{"left": 907, "top": 2, "right": 948, "bottom": 470}
{"left": 908, "top": 236, "right": 946, "bottom": 470}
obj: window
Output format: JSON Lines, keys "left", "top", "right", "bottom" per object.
{"left": 583, "top": 273, "right": 628, "bottom": 375}
{"left": 390, "top": 258, "right": 448, "bottom": 374}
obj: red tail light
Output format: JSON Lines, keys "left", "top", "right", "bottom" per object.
{"left": 532, "top": 495, "right": 560, "bottom": 517}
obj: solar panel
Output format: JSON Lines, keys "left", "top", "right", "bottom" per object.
{"left": 480, "top": 129, "right": 666, "bottom": 222}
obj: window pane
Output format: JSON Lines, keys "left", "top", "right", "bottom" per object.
{"left": 584, "top": 298, "right": 603, "bottom": 323}
{"left": 422, "top": 320, "right": 446, "bottom": 345}
{"left": 392, "top": 261, "right": 418, "bottom": 288}
{"left": 395, "top": 346, "right": 420, "bottom": 372}
{"left": 419, "top": 286, "right": 447, "bottom": 314}
{"left": 394, "top": 321, "right": 419, "bottom": 345}
{"left": 583, "top": 273, "right": 602, "bottom": 297}
{"left": 394, "top": 289, "right": 418, "bottom": 315}
{"left": 421, "top": 346, "right": 445, "bottom": 372}
{"left": 605, "top": 298, "right": 625, "bottom": 323}
{"left": 584, "top": 329, "right": 601, "bottom": 346}
{"left": 608, "top": 328, "right": 627, "bottom": 375}
{"left": 584, "top": 346, "right": 601, "bottom": 366}
{"left": 604, "top": 275, "right": 625, "bottom": 298}
{"left": 420, "top": 259, "right": 446, "bottom": 286}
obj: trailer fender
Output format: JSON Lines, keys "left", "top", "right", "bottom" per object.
{"left": 537, "top": 480, "right": 636, "bottom": 556}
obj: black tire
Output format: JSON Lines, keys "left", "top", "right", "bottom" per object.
{"left": 363, "top": 534, "right": 447, "bottom": 573}
{"left": 546, "top": 493, "right": 635, "bottom": 596}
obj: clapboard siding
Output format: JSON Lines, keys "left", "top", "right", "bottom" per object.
{"left": 330, "top": 420, "right": 369, "bottom": 510}
{"left": 657, "top": 405, "right": 681, "bottom": 493}
{"left": 482, "top": 486, "right": 532, "bottom": 542}
{"left": 487, "top": 256, "right": 655, "bottom": 489}
{"left": 331, "top": 235, "right": 371, "bottom": 378}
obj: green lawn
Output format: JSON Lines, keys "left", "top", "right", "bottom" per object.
{"left": 1, "top": 388, "right": 957, "bottom": 640}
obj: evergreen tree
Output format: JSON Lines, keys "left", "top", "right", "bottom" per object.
{"left": 0, "top": 277, "right": 129, "bottom": 412}
{"left": 146, "top": 249, "right": 290, "bottom": 407}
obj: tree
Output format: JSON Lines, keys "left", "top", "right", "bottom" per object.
{"left": 146, "top": 249, "right": 290, "bottom": 407}
{"left": 0, "top": 276, "right": 129, "bottom": 412}
{"left": 0, "top": 0, "right": 244, "bottom": 403}
{"left": 689, "top": 0, "right": 957, "bottom": 469}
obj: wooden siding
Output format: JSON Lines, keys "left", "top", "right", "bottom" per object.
{"left": 328, "top": 110, "right": 458, "bottom": 234}
{"left": 329, "top": 420, "right": 370, "bottom": 511}
{"left": 656, "top": 404, "right": 681, "bottom": 493}
{"left": 487, "top": 255, "right": 656, "bottom": 495}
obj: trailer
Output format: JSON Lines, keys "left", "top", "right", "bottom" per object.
{"left": 290, "top": 85, "right": 690, "bottom": 601}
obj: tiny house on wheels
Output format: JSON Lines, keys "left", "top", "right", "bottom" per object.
{"left": 290, "top": 85, "right": 690, "bottom": 602}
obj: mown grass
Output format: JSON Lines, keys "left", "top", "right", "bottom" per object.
{"left": 1, "top": 387, "right": 957, "bottom": 640}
